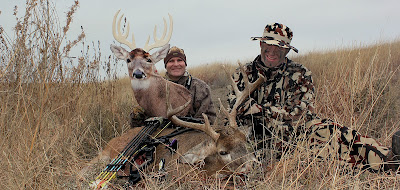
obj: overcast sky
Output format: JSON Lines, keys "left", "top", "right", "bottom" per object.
{"left": 1, "top": 0, "right": 400, "bottom": 74}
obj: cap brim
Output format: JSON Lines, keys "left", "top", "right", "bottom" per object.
{"left": 251, "top": 37, "right": 298, "bottom": 53}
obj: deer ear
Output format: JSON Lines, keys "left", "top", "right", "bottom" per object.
{"left": 110, "top": 45, "right": 129, "bottom": 60}
{"left": 179, "top": 140, "right": 215, "bottom": 164}
{"left": 150, "top": 44, "right": 170, "bottom": 63}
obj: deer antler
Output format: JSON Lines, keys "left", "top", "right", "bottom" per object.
{"left": 219, "top": 63, "right": 265, "bottom": 129}
{"left": 112, "top": 10, "right": 173, "bottom": 52}
{"left": 143, "top": 14, "right": 173, "bottom": 52}
{"left": 165, "top": 83, "right": 220, "bottom": 141}
{"left": 112, "top": 9, "right": 137, "bottom": 50}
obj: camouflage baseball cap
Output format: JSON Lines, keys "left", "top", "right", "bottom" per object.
{"left": 251, "top": 23, "right": 298, "bottom": 53}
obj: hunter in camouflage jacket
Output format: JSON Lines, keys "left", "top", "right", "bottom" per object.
{"left": 228, "top": 55, "right": 392, "bottom": 172}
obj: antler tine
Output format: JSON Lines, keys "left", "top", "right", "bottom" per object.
{"left": 143, "top": 14, "right": 173, "bottom": 52}
{"left": 112, "top": 10, "right": 136, "bottom": 50}
{"left": 218, "top": 98, "right": 238, "bottom": 129}
{"left": 170, "top": 114, "right": 220, "bottom": 141}
{"left": 152, "top": 18, "right": 167, "bottom": 43}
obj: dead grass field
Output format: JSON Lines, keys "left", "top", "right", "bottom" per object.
{"left": 1, "top": 1, "right": 400, "bottom": 189}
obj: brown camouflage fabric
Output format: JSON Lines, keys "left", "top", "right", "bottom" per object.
{"left": 165, "top": 71, "right": 216, "bottom": 124}
{"left": 130, "top": 71, "right": 216, "bottom": 126}
{"left": 228, "top": 55, "right": 391, "bottom": 172}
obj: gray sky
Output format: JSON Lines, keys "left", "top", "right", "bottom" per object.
{"left": 1, "top": 0, "right": 400, "bottom": 74}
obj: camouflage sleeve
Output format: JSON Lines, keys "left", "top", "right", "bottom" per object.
{"left": 228, "top": 64, "right": 315, "bottom": 129}
{"left": 265, "top": 67, "right": 315, "bottom": 131}
{"left": 282, "top": 66, "right": 315, "bottom": 124}
{"left": 191, "top": 80, "right": 217, "bottom": 124}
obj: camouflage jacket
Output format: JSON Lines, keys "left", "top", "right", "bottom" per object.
{"left": 165, "top": 71, "right": 217, "bottom": 124}
{"left": 228, "top": 55, "right": 315, "bottom": 140}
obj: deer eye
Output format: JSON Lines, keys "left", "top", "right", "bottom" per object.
{"left": 127, "top": 59, "right": 131, "bottom": 63}
{"left": 146, "top": 59, "right": 152, "bottom": 63}
{"left": 219, "top": 151, "right": 228, "bottom": 156}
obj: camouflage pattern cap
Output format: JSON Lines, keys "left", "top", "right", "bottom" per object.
{"left": 251, "top": 23, "right": 298, "bottom": 53}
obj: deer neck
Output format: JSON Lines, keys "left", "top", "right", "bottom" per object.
{"left": 131, "top": 75, "right": 169, "bottom": 117}
{"left": 131, "top": 74, "right": 192, "bottom": 118}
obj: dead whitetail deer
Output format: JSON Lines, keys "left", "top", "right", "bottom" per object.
{"left": 82, "top": 10, "right": 265, "bottom": 189}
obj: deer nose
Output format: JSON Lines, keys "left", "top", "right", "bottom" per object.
{"left": 239, "top": 155, "right": 258, "bottom": 173}
{"left": 132, "top": 70, "right": 145, "bottom": 79}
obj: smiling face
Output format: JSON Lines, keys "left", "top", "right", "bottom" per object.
{"left": 166, "top": 57, "right": 186, "bottom": 81}
{"left": 260, "top": 42, "right": 289, "bottom": 67}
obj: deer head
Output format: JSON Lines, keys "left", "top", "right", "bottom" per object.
{"left": 110, "top": 9, "right": 173, "bottom": 90}
{"left": 110, "top": 45, "right": 169, "bottom": 90}
{"left": 166, "top": 63, "right": 265, "bottom": 175}
{"left": 109, "top": 10, "right": 191, "bottom": 117}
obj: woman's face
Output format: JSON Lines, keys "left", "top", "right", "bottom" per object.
{"left": 166, "top": 57, "right": 186, "bottom": 80}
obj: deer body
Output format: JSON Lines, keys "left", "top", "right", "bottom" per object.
{"left": 92, "top": 121, "right": 252, "bottom": 178}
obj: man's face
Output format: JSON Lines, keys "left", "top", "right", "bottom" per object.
{"left": 166, "top": 57, "right": 186, "bottom": 79}
{"left": 260, "top": 42, "right": 289, "bottom": 67}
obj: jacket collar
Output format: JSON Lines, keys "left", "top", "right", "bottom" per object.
{"left": 164, "top": 71, "right": 190, "bottom": 87}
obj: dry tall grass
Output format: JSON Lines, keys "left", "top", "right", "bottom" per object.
{"left": 1, "top": 1, "right": 133, "bottom": 189}
{"left": 1, "top": 1, "right": 399, "bottom": 189}
{"left": 295, "top": 41, "right": 400, "bottom": 139}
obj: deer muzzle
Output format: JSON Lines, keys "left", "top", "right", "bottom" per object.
{"left": 132, "top": 69, "right": 146, "bottom": 79}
